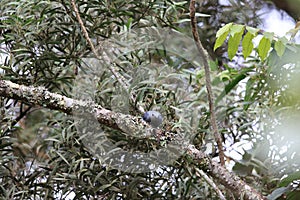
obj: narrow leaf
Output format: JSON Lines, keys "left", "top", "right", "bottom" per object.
{"left": 258, "top": 37, "right": 271, "bottom": 61}
{"left": 279, "top": 171, "right": 300, "bottom": 187}
{"left": 216, "top": 71, "right": 250, "bottom": 104}
{"left": 244, "top": 77, "right": 255, "bottom": 110}
{"left": 175, "top": 18, "right": 190, "bottom": 23}
{"left": 267, "top": 187, "right": 291, "bottom": 200}
{"left": 195, "top": 13, "right": 211, "bottom": 17}
{"left": 242, "top": 32, "right": 254, "bottom": 59}
{"left": 125, "top": 17, "right": 133, "bottom": 29}
{"left": 215, "top": 73, "right": 246, "bottom": 104}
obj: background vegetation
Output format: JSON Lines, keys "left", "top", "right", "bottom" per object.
{"left": 0, "top": 0, "right": 300, "bottom": 199}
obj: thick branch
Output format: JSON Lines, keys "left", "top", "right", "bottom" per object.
{"left": 0, "top": 80, "right": 141, "bottom": 133}
{"left": 209, "top": 160, "right": 266, "bottom": 200}
{"left": 189, "top": 0, "right": 225, "bottom": 165}
{"left": 0, "top": 79, "right": 265, "bottom": 200}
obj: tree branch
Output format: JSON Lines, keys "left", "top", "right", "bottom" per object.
{"left": 189, "top": 0, "right": 225, "bottom": 165}
{"left": 0, "top": 79, "right": 265, "bottom": 200}
{"left": 0, "top": 80, "right": 141, "bottom": 132}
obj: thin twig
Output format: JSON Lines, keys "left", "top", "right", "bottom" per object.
{"left": 189, "top": 0, "right": 225, "bottom": 165}
{"left": 70, "top": 0, "right": 127, "bottom": 87}
{"left": 195, "top": 168, "right": 226, "bottom": 200}
{"left": 69, "top": 0, "right": 147, "bottom": 113}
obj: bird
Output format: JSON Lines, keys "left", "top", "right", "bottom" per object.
{"left": 142, "top": 111, "right": 163, "bottom": 128}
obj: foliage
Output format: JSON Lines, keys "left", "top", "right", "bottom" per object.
{"left": 214, "top": 23, "right": 297, "bottom": 61}
{"left": 214, "top": 22, "right": 300, "bottom": 199}
{"left": 0, "top": 0, "right": 300, "bottom": 199}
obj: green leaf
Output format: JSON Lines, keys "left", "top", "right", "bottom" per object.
{"left": 242, "top": 32, "right": 255, "bottom": 59}
{"left": 215, "top": 67, "right": 253, "bottom": 104}
{"left": 244, "top": 77, "right": 255, "bottom": 110}
{"left": 214, "top": 32, "right": 229, "bottom": 51}
{"left": 214, "top": 23, "right": 233, "bottom": 51}
{"left": 229, "top": 24, "right": 245, "bottom": 37}
{"left": 228, "top": 30, "right": 243, "bottom": 60}
{"left": 258, "top": 37, "right": 271, "bottom": 61}
{"left": 216, "top": 23, "right": 233, "bottom": 38}
{"left": 246, "top": 26, "right": 259, "bottom": 35}
{"left": 263, "top": 32, "right": 274, "bottom": 41}
{"left": 218, "top": 70, "right": 231, "bottom": 81}
{"left": 274, "top": 37, "right": 288, "bottom": 57}
{"left": 125, "top": 17, "right": 133, "bottom": 29}
{"left": 274, "top": 40, "right": 285, "bottom": 57}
